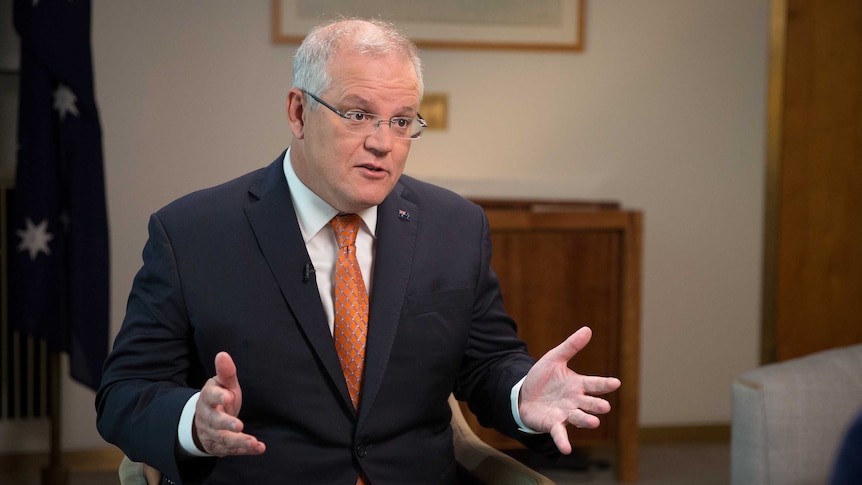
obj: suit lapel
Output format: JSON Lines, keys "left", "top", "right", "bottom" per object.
{"left": 244, "top": 161, "right": 420, "bottom": 420}
{"left": 357, "top": 183, "right": 418, "bottom": 428}
{"left": 243, "top": 158, "right": 353, "bottom": 409}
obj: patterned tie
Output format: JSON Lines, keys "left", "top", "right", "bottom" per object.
{"left": 331, "top": 214, "right": 368, "bottom": 411}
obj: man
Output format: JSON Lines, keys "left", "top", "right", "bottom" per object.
{"left": 96, "top": 18, "right": 620, "bottom": 484}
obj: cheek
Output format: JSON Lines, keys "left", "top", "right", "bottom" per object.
{"left": 324, "top": 139, "right": 359, "bottom": 170}
{"left": 391, "top": 143, "right": 412, "bottom": 174}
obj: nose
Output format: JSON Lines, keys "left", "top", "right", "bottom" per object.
{"left": 364, "top": 120, "right": 396, "bottom": 153}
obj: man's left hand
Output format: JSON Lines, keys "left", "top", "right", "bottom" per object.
{"left": 519, "top": 326, "right": 622, "bottom": 455}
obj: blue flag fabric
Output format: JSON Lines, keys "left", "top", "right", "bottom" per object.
{"left": 11, "top": 0, "right": 109, "bottom": 391}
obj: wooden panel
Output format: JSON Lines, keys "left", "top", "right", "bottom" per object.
{"left": 768, "top": 0, "right": 862, "bottom": 361}
{"left": 463, "top": 200, "right": 642, "bottom": 482}
{"left": 495, "top": 230, "right": 621, "bottom": 444}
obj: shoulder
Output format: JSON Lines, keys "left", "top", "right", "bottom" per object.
{"left": 160, "top": 167, "right": 266, "bottom": 214}
{"left": 395, "top": 174, "right": 483, "bottom": 215}
{"left": 391, "top": 175, "right": 489, "bottom": 242}
{"left": 155, "top": 155, "right": 285, "bottom": 223}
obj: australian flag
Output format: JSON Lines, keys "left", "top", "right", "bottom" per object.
{"left": 11, "top": 0, "right": 109, "bottom": 391}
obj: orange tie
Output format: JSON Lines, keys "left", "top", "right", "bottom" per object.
{"left": 331, "top": 214, "right": 368, "bottom": 411}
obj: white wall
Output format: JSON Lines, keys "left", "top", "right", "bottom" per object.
{"left": 2, "top": 0, "right": 770, "bottom": 452}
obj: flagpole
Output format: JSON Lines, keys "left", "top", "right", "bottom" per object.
{"left": 41, "top": 349, "right": 68, "bottom": 485}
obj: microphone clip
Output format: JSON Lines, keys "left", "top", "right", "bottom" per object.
{"left": 303, "top": 262, "right": 316, "bottom": 283}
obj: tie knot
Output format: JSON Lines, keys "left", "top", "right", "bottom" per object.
{"left": 332, "top": 214, "right": 362, "bottom": 248}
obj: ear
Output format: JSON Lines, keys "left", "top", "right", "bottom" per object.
{"left": 286, "top": 88, "right": 306, "bottom": 139}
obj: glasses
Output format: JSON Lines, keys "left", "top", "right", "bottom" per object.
{"left": 303, "top": 90, "right": 427, "bottom": 140}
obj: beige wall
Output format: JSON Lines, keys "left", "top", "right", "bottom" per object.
{"left": 0, "top": 0, "right": 769, "bottom": 452}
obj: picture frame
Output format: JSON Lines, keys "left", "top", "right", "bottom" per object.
{"left": 272, "top": 0, "right": 585, "bottom": 52}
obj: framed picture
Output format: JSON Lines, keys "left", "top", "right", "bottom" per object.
{"left": 272, "top": 0, "right": 585, "bottom": 52}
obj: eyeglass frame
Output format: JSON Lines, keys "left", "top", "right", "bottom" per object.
{"left": 301, "top": 89, "right": 428, "bottom": 140}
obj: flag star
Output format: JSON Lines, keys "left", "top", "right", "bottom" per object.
{"left": 53, "top": 84, "right": 80, "bottom": 120}
{"left": 16, "top": 217, "right": 55, "bottom": 261}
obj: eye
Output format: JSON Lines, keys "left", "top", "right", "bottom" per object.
{"left": 393, "top": 118, "right": 411, "bottom": 128}
{"left": 345, "top": 111, "right": 370, "bottom": 122}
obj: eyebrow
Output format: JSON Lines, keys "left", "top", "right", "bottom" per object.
{"left": 339, "top": 95, "right": 417, "bottom": 116}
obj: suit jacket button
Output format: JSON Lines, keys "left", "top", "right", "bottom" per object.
{"left": 356, "top": 443, "right": 368, "bottom": 458}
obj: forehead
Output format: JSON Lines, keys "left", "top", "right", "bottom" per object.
{"left": 325, "top": 49, "right": 420, "bottom": 103}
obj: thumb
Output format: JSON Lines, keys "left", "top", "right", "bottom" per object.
{"left": 550, "top": 422, "right": 573, "bottom": 455}
{"left": 214, "top": 351, "right": 240, "bottom": 393}
{"left": 543, "top": 326, "right": 593, "bottom": 364}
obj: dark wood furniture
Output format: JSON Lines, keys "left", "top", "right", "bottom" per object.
{"left": 465, "top": 199, "right": 643, "bottom": 482}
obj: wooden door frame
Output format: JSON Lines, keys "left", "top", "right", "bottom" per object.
{"left": 761, "top": 0, "right": 787, "bottom": 365}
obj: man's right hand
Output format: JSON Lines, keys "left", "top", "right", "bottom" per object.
{"left": 193, "top": 351, "right": 266, "bottom": 456}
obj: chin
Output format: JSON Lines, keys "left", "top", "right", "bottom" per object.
{"left": 356, "top": 185, "right": 395, "bottom": 207}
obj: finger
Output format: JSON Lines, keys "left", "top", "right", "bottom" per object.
{"left": 574, "top": 395, "right": 612, "bottom": 415}
{"left": 194, "top": 407, "right": 264, "bottom": 455}
{"left": 199, "top": 377, "right": 237, "bottom": 417}
{"left": 582, "top": 375, "right": 622, "bottom": 395}
{"left": 214, "top": 351, "right": 240, "bottom": 392}
{"left": 568, "top": 408, "right": 601, "bottom": 429}
{"left": 198, "top": 402, "right": 243, "bottom": 432}
{"left": 549, "top": 423, "right": 572, "bottom": 455}
{"left": 203, "top": 430, "right": 266, "bottom": 457}
{"left": 543, "top": 327, "right": 592, "bottom": 364}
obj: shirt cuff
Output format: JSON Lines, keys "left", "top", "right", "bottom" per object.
{"left": 178, "top": 392, "right": 211, "bottom": 457}
{"left": 511, "top": 377, "right": 543, "bottom": 434}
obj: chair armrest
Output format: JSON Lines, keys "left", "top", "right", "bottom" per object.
{"left": 118, "top": 455, "right": 161, "bottom": 485}
{"left": 449, "top": 394, "right": 555, "bottom": 485}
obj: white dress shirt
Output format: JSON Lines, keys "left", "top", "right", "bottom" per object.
{"left": 282, "top": 148, "right": 377, "bottom": 335}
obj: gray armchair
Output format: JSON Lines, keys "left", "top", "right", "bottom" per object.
{"left": 118, "top": 393, "right": 555, "bottom": 485}
{"left": 731, "top": 344, "right": 862, "bottom": 485}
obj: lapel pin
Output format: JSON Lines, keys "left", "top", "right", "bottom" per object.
{"left": 398, "top": 209, "right": 411, "bottom": 221}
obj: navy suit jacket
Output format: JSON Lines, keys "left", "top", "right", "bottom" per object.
{"left": 830, "top": 408, "right": 862, "bottom": 485}
{"left": 96, "top": 153, "right": 550, "bottom": 484}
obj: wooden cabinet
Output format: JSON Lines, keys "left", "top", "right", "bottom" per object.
{"left": 466, "top": 199, "right": 642, "bottom": 482}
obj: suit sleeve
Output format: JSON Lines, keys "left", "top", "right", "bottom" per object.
{"left": 453, "top": 208, "right": 558, "bottom": 454}
{"left": 96, "top": 213, "right": 214, "bottom": 484}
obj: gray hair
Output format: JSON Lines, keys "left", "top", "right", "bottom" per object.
{"left": 292, "top": 18, "right": 424, "bottom": 109}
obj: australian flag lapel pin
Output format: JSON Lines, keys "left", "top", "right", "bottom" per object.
{"left": 398, "top": 209, "right": 411, "bottom": 221}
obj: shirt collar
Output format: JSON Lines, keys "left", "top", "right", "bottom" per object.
{"left": 283, "top": 147, "right": 378, "bottom": 242}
